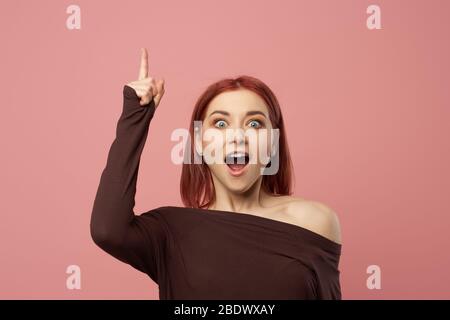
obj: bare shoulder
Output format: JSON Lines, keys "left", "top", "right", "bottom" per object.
{"left": 281, "top": 196, "right": 342, "bottom": 245}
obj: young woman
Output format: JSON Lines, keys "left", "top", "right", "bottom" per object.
{"left": 90, "top": 48, "right": 342, "bottom": 300}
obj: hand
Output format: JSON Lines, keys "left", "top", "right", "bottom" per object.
{"left": 126, "top": 48, "right": 165, "bottom": 108}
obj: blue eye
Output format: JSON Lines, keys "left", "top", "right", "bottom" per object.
{"left": 248, "top": 120, "right": 262, "bottom": 128}
{"left": 215, "top": 120, "right": 227, "bottom": 128}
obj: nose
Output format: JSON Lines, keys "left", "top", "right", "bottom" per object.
{"left": 226, "top": 127, "right": 246, "bottom": 146}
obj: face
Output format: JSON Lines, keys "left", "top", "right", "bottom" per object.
{"left": 196, "top": 89, "right": 274, "bottom": 194}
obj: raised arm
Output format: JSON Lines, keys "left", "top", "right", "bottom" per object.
{"left": 90, "top": 48, "right": 166, "bottom": 282}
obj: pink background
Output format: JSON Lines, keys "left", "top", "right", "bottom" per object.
{"left": 1, "top": 0, "right": 449, "bottom": 299}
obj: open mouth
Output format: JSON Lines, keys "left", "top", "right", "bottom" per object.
{"left": 224, "top": 152, "right": 249, "bottom": 176}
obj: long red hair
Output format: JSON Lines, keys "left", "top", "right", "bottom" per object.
{"left": 180, "top": 75, "right": 294, "bottom": 208}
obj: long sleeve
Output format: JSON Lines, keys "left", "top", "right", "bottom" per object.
{"left": 90, "top": 84, "right": 167, "bottom": 283}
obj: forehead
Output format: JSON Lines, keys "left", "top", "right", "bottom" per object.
{"left": 205, "top": 89, "right": 269, "bottom": 118}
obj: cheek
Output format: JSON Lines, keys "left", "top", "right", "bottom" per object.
{"left": 248, "top": 131, "right": 272, "bottom": 165}
{"left": 201, "top": 129, "right": 225, "bottom": 162}
{"left": 261, "top": 128, "right": 273, "bottom": 154}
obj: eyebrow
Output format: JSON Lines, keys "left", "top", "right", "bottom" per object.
{"left": 207, "top": 110, "right": 268, "bottom": 118}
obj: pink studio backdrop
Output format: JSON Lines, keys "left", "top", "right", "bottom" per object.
{"left": 0, "top": 0, "right": 449, "bottom": 299}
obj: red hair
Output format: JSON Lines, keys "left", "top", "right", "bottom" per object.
{"left": 180, "top": 75, "right": 294, "bottom": 208}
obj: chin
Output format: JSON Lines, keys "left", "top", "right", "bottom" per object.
{"left": 210, "top": 164, "right": 262, "bottom": 193}
{"left": 224, "top": 184, "right": 253, "bottom": 195}
{"left": 222, "top": 174, "right": 260, "bottom": 194}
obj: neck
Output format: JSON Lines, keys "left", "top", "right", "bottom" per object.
{"left": 208, "top": 175, "right": 270, "bottom": 213}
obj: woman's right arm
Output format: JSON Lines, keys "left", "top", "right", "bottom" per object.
{"left": 90, "top": 48, "right": 166, "bottom": 282}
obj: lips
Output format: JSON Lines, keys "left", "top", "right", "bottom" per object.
{"left": 224, "top": 152, "right": 249, "bottom": 177}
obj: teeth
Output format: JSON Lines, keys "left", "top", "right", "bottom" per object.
{"left": 230, "top": 153, "right": 245, "bottom": 158}
{"left": 225, "top": 152, "right": 249, "bottom": 164}
{"left": 226, "top": 152, "right": 248, "bottom": 158}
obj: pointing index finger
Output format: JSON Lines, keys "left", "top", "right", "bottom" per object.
{"left": 138, "top": 48, "right": 148, "bottom": 80}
